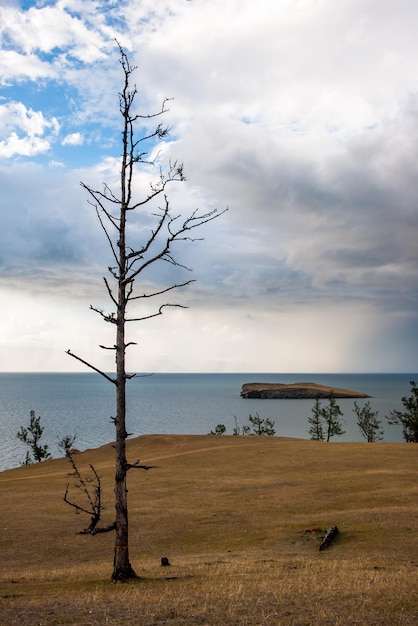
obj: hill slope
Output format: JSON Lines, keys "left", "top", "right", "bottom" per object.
{"left": 1, "top": 434, "right": 417, "bottom": 625}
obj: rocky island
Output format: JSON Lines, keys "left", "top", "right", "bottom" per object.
{"left": 240, "top": 381, "right": 370, "bottom": 399}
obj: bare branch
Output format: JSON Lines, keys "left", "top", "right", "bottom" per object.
{"left": 81, "top": 182, "right": 120, "bottom": 212}
{"left": 89, "top": 522, "right": 117, "bottom": 535}
{"left": 126, "top": 281, "right": 134, "bottom": 301}
{"left": 102, "top": 182, "right": 120, "bottom": 204}
{"left": 64, "top": 483, "right": 96, "bottom": 519}
{"left": 79, "top": 185, "right": 120, "bottom": 268}
{"left": 126, "top": 161, "right": 186, "bottom": 212}
{"left": 175, "top": 207, "right": 227, "bottom": 234}
{"left": 94, "top": 204, "right": 119, "bottom": 264}
{"left": 128, "top": 280, "right": 195, "bottom": 302}
{"left": 81, "top": 183, "right": 121, "bottom": 228}
{"left": 59, "top": 438, "right": 110, "bottom": 535}
{"left": 126, "top": 459, "right": 156, "bottom": 471}
{"left": 103, "top": 277, "right": 118, "bottom": 307}
{"left": 125, "top": 203, "right": 169, "bottom": 262}
{"left": 162, "top": 253, "right": 193, "bottom": 271}
{"left": 66, "top": 350, "right": 116, "bottom": 384}
{"left": 89, "top": 305, "right": 116, "bottom": 324}
{"left": 129, "top": 97, "right": 172, "bottom": 122}
{"left": 126, "top": 303, "right": 188, "bottom": 323}
{"left": 125, "top": 201, "right": 226, "bottom": 284}
{"left": 108, "top": 266, "right": 119, "bottom": 280}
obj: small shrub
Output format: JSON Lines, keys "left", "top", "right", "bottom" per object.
{"left": 16, "top": 410, "right": 51, "bottom": 465}
{"left": 308, "top": 398, "right": 325, "bottom": 441}
{"left": 386, "top": 380, "right": 418, "bottom": 442}
{"left": 209, "top": 424, "right": 226, "bottom": 435}
{"left": 247, "top": 412, "right": 276, "bottom": 436}
{"left": 354, "top": 401, "right": 383, "bottom": 442}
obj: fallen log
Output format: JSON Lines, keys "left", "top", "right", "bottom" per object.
{"left": 319, "top": 525, "right": 339, "bottom": 551}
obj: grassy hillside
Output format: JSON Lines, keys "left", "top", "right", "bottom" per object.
{"left": 1, "top": 435, "right": 417, "bottom": 625}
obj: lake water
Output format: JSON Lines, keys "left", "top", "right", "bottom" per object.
{"left": 0, "top": 372, "right": 416, "bottom": 471}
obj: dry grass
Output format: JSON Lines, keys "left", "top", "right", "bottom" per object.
{"left": 1, "top": 435, "right": 417, "bottom": 625}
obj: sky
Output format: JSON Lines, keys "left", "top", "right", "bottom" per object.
{"left": 0, "top": 0, "right": 417, "bottom": 374}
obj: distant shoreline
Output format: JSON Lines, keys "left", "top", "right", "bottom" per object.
{"left": 241, "top": 381, "right": 370, "bottom": 399}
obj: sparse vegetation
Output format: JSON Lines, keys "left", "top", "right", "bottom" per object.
{"left": 308, "top": 394, "right": 345, "bottom": 441}
{"left": 387, "top": 379, "right": 418, "bottom": 442}
{"left": 16, "top": 410, "right": 51, "bottom": 465}
{"left": 210, "top": 413, "right": 276, "bottom": 436}
{"left": 247, "top": 412, "right": 276, "bottom": 435}
{"left": 354, "top": 400, "right": 383, "bottom": 442}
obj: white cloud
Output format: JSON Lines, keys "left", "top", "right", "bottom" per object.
{"left": 0, "top": 49, "right": 56, "bottom": 84}
{"left": 62, "top": 131, "right": 84, "bottom": 146}
{"left": 0, "top": 101, "right": 59, "bottom": 157}
{"left": 0, "top": 3, "right": 108, "bottom": 60}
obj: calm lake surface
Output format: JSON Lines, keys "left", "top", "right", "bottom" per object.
{"left": 0, "top": 372, "right": 416, "bottom": 471}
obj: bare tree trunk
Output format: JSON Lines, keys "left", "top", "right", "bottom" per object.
{"left": 112, "top": 305, "right": 136, "bottom": 579}
{"left": 112, "top": 110, "right": 136, "bottom": 578}
{"left": 113, "top": 371, "right": 136, "bottom": 578}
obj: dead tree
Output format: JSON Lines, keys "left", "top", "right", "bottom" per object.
{"left": 60, "top": 435, "right": 111, "bottom": 535}
{"left": 66, "top": 43, "right": 225, "bottom": 581}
